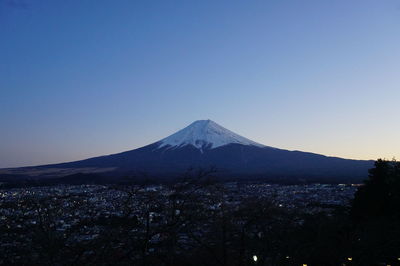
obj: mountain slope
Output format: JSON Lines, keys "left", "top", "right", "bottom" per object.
{"left": 1, "top": 120, "right": 374, "bottom": 181}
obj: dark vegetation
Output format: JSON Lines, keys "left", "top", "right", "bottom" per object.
{"left": 0, "top": 172, "right": 366, "bottom": 189}
{"left": 0, "top": 160, "right": 399, "bottom": 265}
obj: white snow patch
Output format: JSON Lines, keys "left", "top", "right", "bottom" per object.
{"left": 158, "top": 120, "right": 265, "bottom": 151}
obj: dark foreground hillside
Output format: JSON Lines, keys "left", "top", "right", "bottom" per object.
{"left": 1, "top": 162, "right": 399, "bottom": 266}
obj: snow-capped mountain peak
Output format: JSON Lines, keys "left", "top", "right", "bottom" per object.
{"left": 158, "top": 119, "right": 265, "bottom": 150}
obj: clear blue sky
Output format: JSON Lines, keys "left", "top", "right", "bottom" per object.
{"left": 1, "top": 0, "right": 400, "bottom": 168}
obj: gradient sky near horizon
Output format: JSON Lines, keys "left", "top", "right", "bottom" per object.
{"left": 1, "top": 0, "right": 400, "bottom": 168}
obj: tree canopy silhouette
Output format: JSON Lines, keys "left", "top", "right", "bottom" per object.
{"left": 351, "top": 159, "right": 400, "bottom": 220}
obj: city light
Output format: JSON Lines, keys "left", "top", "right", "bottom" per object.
{"left": 252, "top": 255, "right": 258, "bottom": 262}
{"left": 347, "top": 257, "right": 353, "bottom": 261}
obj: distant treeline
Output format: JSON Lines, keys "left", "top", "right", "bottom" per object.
{"left": 0, "top": 170, "right": 365, "bottom": 189}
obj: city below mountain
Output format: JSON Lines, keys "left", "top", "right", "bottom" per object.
{"left": 0, "top": 120, "right": 374, "bottom": 183}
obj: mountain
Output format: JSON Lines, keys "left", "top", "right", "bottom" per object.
{"left": 0, "top": 120, "right": 373, "bottom": 182}
{"left": 158, "top": 120, "right": 265, "bottom": 151}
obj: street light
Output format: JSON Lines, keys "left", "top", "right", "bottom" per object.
{"left": 252, "top": 255, "right": 258, "bottom": 262}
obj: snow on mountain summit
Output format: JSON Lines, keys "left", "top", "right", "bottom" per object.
{"left": 158, "top": 120, "right": 265, "bottom": 150}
